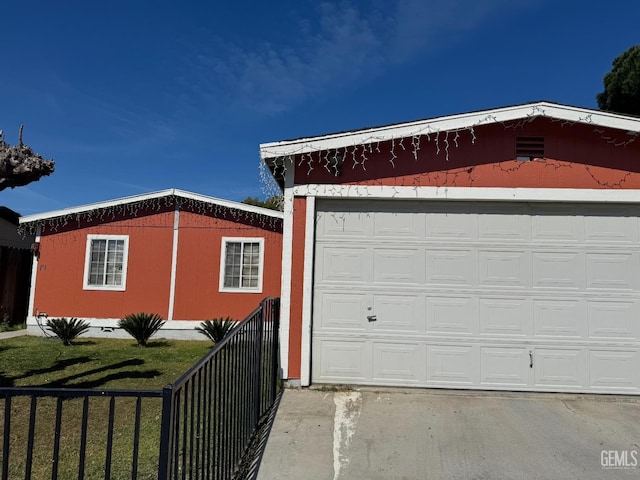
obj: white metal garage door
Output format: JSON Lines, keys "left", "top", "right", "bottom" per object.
{"left": 312, "top": 199, "right": 640, "bottom": 394}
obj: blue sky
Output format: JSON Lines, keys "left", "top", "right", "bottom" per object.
{"left": 1, "top": 0, "right": 638, "bottom": 215}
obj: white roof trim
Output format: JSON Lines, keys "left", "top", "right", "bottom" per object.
{"left": 260, "top": 102, "right": 640, "bottom": 159}
{"left": 19, "top": 188, "right": 283, "bottom": 224}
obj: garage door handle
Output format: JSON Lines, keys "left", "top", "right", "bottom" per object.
{"left": 367, "top": 315, "right": 377, "bottom": 322}
{"left": 529, "top": 351, "right": 533, "bottom": 368}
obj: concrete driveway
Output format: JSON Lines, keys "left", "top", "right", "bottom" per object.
{"left": 257, "top": 388, "right": 640, "bottom": 480}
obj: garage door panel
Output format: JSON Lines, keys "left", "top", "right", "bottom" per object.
{"left": 372, "top": 295, "right": 423, "bottom": 333}
{"left": 374, "top": 211, "right": 424, "bottom": 238}
{"left": 586, "top": 253, "right": 639, "bottom": 290}
{"left": 426, "top": 211, "right": 476, "bottom": 240}
{"left": 589, "top": 351, "right": 639, "bottom": 390}
{"left": 316, "top": 292, "right": 368, "bottom": 331}
{"left": 316, "top": 210, "right": 373, "bottom": 238}
{"left": 313, "top": 339, "right": 370, "bottom": 381}
{"left": 531, "top": 210, "right": 582, "bottom": 242}
{"left": 373, "top": 248, "right": 425, "bottom": 284}
{"left": 477, "top": 207, "right": 529, "bottom": 241}
{"left": 532, "top": 251, "right": 583, "bottom": 289}
{"left": 317, "top": 245, "right": 370, "bottom": 283}
{"left": 426, "top": 249, "right": 476, "bottom": 286}
{"left": 426, "top": 296, "right": 478, "bottom": 335}
{"left": 584, "top": 209, "right": 639, "bottom": 243}
{"left": 533, "top": 299, "right": 586, "bottom": 338}
{"left": 372, "top": 342, "right": 422, "bottom": 382}
{"left": 534, "top": 349, "right": 585, "bottom": 388}
{"left": 587, "top": 300, "right": 639, "bottom": 340}
{"left": 426, "top": 345, "right": 477, "bottom": 385}
{"left": 313, "top": 200, "right": 640, "bottom": 394}
{"left": 479, "top": 297, "right": 531, "bottom": 337}
{"left": 479, "top": 250, "right": 529, "bottom": 287}
{"left": 481, "top": 347, "right": 530, "bottom": 386}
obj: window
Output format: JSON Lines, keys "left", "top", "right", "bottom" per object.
{"left": 83, "top": 235, "right": 129, "bottom": 290}
{"left": 219, "top": 237, "right": 264, "bottom": 292}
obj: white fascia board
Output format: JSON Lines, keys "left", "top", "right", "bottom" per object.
{"left": 19, "top": 188, "right": 284, "bottom": 225}
{"left": 19, "top": 189, "right": 176, "bottom": 224}
{"left": 292, "top": 185, "right": 640, "bottom": 203}
{"left": 259, "top": 102, "right": 640, "bottom": 159}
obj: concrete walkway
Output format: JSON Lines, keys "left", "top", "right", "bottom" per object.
{"left": 257, "top": 387, "right": 640, "bottom": 480}
{"left": 0, "top": 329, "right": 27, "bottom": 340}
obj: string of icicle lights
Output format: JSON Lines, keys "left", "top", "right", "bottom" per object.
{"left": 19, "top": 195, "right": 283, "bottom": 236}
{"left": 259, "top": 105, "right": 640, "bottom": 185}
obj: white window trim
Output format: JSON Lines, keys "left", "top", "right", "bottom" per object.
{"left": 219, "top": 237, "right": 265, "bottom": 293}
{"left": 83, "top": 234, "right": 129, "bottom": 291}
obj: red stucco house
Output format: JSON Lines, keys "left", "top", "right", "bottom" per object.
{"left": 19, "top": 189, "right": 283, "bottom": 338}
{"left": 260, "top": 101, "right": 640, "bottom": 395}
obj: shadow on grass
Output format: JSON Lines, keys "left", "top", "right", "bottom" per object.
{"left": 46, "top": 359, "right": 147, "bottom": 387}
{"left": 144, "top": 340, "right": 172, "bottom": 348}
{"left": 63, "top": 369, "right": 163, "bottom": 389}
{"left": 70, "top": 340, "right": 97, "bottom": 346}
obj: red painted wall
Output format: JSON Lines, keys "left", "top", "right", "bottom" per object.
{"left": 32, "top": 206, "right": 283, "bottom": 322}
{"left": 172, "top": 211, "right": 283, "bottom": 321}
{"left": 34, "top": 211, "right": 174, "bottom": 319}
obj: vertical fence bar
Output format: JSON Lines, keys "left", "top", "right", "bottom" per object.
{"left": 78, "top": 396, "right": 89, "bottom": 480}
{"left": 104, "top": 396, "right": 116, "bottom": 480}
{"left": 195, "top": 370, "right": 202, "bottom": 480}
{"left": 2, "top": 395, "right": 11, "bottom": 480}
{"left": 131, "top": 396, "right": 142, "bottom": 480}
{"left": 24, "top": 396, "right": 37, "bottom": 480}
{"left": 158, "top": 385, "right": 175, "bottom": 480}
{"left": 51, "top": 397, "right": 64, "bottom": 480}
{"left": 173, "top": 390, "right": 182, "bottom": 480}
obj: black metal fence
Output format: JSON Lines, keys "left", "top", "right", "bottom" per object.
{"left": 0, "top": 297, "right": 280, "bottom": 480}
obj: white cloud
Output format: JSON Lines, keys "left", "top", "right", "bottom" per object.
{"left": 181, "top": 0, "right": 535, "bottom": 115}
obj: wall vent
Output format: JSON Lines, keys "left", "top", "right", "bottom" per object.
{"left": 516, "top": 137, "right": 544, "bottom": 161}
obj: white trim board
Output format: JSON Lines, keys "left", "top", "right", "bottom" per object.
{"left": 167, "top": 207, "right": 180, "bottom": 321}
{"left": 278, "top": 158, "right": 295, "bottom": 378}
{"left": 260, "top": 102, "right": 640, "bottom": 159}
{"left": 300, "top": 196, "right": 315, "bottom": 387}
{"left": 290, "top": 185, "right": 640, "bottom": 203}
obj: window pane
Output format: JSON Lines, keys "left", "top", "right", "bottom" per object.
{"left": 87, "top": 237, "right": 126, "bottom": 287}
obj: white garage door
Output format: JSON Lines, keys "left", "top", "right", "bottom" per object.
{"left": 312, "top": 199, "right": 640, "bottom": 394}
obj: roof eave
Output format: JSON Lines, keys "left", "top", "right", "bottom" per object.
{"left": 259, "top": 102, "right": 640, "bottom": 160}
{"left": 19, "top": 188, "right": 283, "bottom": 225}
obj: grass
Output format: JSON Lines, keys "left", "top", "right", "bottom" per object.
{"left": 0, "top": 336, "right": 211, "bottom": 479}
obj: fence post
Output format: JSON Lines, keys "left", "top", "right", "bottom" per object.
{"left": 271, "top": 298, "right": 280, "bottom": 404}
{"left": 157, "top": 385, "right": 175, "bottom": 480}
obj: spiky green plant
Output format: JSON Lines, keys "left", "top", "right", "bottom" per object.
{"left": 45, "top": 317, "right": 90, "bottom": 346}
{"left": 196, "top": 317, "right": 237, "bottom": 344}
{"left": 118, "top": 313, "right": 165, "bottom": 346}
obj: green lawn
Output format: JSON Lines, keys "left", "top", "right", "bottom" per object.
{"left": 0, "top": 336, "right": 212, "bottom": 479}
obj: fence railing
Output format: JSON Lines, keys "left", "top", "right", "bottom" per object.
{"left": 157, "top": 297, "right": 280, "bottom": 480}
{"left": 0, "top": 297, "right": 280, "bottom": 480}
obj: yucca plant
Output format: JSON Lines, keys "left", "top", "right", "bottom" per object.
{"left": 196, "top": 317, "right": 237, "bottom": 344}
{"left": 119, "top": 313, "right": 165, "bottom": 346}
{"left": 46, "top": 317, "right": 90, "bottom": 346}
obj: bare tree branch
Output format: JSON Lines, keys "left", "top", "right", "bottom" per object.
{"left": 0, "top": 125, "right": 55, "bottom": 191}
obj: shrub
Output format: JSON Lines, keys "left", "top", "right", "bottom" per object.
{"left": 119, "top": 313, "right": 165, "bottom": 346}
{"left": 46, "top": 317, "right": 90, "bottom": 346}
{"left": 196, "top": 317, "right": 236, "bottom": 344}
